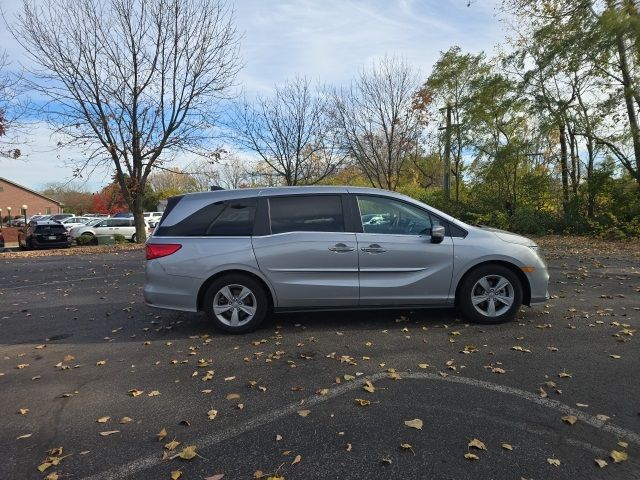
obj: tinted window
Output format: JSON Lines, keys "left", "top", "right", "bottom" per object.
{"left": 35, "top": 225, "right": 66, "bottom": 234}
{"left": 114, "top": 219, "right": 133, "bottom": 227}
{"left": 357, "top": 196, "right": 441, "bottom": 235}
{"left": 155, "top": 198, "right": 256, "bottom": 237}
{"left": 269, "top": 196, "right": 344, "bottom": 234}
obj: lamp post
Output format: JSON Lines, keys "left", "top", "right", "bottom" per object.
{"left": 22, "top": 205, "right": 28, "bottom": 225}
{"left": 7, "top": 207, "right": 11, "bottom": 226}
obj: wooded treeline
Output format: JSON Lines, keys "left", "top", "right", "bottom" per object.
{"left": 3, "top": 0, "right": 640, "bottom": 238}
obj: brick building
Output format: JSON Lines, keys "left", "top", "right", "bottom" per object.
{"left": 0, "top": 177, "right": 64, "bottom": 219}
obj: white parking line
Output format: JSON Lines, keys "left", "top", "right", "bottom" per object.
{"left": 81, "top": 371, "right": 640, "bottom": 480}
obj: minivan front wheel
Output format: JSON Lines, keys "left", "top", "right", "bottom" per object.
{"left": 204, "top": 275, "right": 268, "bottom": 333}
{"left": 458, "top": 265, "right": 522, "bottom": 324}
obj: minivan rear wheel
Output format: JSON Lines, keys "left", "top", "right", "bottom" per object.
{"left": 458, "top": 264, "right": 523, "bottom": 324}
{"left": 203, "top": 274, "right": 268, "bottom": 333}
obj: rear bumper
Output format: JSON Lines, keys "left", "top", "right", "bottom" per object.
{"left": 143, "top": 260, "right": 199, "bottom": 312}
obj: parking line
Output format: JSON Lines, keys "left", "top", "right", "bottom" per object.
{"left": 81, "top": 371, "right": 640, "bottom": 480}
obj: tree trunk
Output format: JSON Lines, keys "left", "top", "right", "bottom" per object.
{"left": 132, "top": 194, "right": 146, "bottom": 244}
{"left": 586, "top": 135, "right": 596, "bottom": 218}
{"left": 559, "top": 124, "right": 570, "bottom": 217}
{"left": 615, "top": 27, "right": 640, "bottom": 185}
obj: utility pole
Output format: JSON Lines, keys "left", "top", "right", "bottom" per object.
{"left": 439, "top": 104, "right": 452, "bottom": 201}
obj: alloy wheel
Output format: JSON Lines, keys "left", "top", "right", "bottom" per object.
{"left": 470, "top": 274, "right": 514, "bottom": 317}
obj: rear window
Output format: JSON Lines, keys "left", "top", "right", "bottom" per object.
{"left": 35, "top": 225, "right": 66, "bottom": 234}
{"left": 155, "top": 198, "right": 256, "bottom": 237}
{"left": 269, "top": 195, "right": 345, "bottom": 234}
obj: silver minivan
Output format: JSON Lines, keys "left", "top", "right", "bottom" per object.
{"left": 144, "top": 186, "right": 549, "bottom": 333}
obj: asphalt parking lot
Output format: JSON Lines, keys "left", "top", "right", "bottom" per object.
{"left": 0, "top": 237, "right": 638, "bottom": 480}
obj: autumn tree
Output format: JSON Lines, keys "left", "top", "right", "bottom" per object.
{"left": 41, "top": 183, "right": 94, "bottom": 214}
{"left": 332, "top": 56, "right": 428, "bottom": 191}
{"left": 148, "top": 168, "right": 201, "bottom": 199}
{"left": 12, "top": 0, "right": 241, "bottom": 242}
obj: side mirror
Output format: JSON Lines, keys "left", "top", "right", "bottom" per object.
{"left": 431, "top": 225, "right": 445, "bottom": 244}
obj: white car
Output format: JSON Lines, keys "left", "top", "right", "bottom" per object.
{"left": 70, "top": 218, "right": 143, "bottom": 242}
{"left": 61, "top": 216, "right": 93, "bottom": 231}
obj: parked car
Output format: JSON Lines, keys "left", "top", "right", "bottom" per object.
{"left": 144, "top": 211, "right": 163, "bottom": 221}
{"left": 113, "top": 212, "right": 133, "bottom": 218}
{"left": 61, "top": 216, "right": 93, "bottom": 231}
{"left": 143, "top": 186, "right": 549, "bottom": 334}
{"left": 50, "top": 213, "right": 74, "bottom": 222}
{"left": 70, "top": 217, "right": 142, "bottom": 243}
{"left": 18, "top": 220, "right": 71, "bottom": 250}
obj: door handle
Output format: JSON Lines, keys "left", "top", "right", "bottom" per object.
{"left": 328, "top": 243, "right": 354, "bottom": 253}
{"left": 361, "top": 243, "right": 386, "bottom": 253}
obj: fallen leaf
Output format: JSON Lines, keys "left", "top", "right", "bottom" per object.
{"left": 171, "top": 471, "right": 182, "bottom": 480}
{"left": 491, "top": 367, "right": 506, "bottom": 374}
{"left": 618, "top": 441, "right": 628, "bottom": 448}
{"left": 362, "top": 380, "right": 376, "bottom": 393}
{"left": 165, "top": 440, "right": 181, "bottom": 451}
{"left": 226, "top": 393, "right": 240, "bottom": 400}
{"left": 464, "top": 453, "right": 479, "bottom": 460}
{"left": 177, "top": 445, "right": 197, "bottom": 460}
{"left": 275, "top": 434, "right": 282, "bottom": 441}
{"left": 547, "top": 457, "right": 560, "bottom": 466}
{"left": 204, "top": 475, "right": 225, "bottom": 480}
{"left": 594, "top": 458, "right": 608, "bottom": 468}
{"left": 97, "top": 416, "right": 110, "bottom": 423}
{"left": 501, "top": 443, "right": 513, "bottom": 451}
{"left": 18, "top": 408, "right": 29, "bottom": 415}
{"left": 596, "top": 414, "right": 610, "bottom": 422}
{"left": 558, "top": 371, "right": 572, "bottom": 378}
{"left": 99, "top": 430, "right": 120, "bottom": 436}
{"left": 561, "top": 415, "right": 577, "bottom": 425}
{"left": 292, "top": 454, "right": 302, "bottom": 465}
{"left": 157, "top": 427, "right": 168, "bottom": 441}
{"left": 128, "top": 389, "right": 144, "bottom": 397}
{"left": 511, "top": 346, "right": 531, "bottom": 353}
{"left": 38, "top": 462, "right": 53, "bottom": 473}
{"left": 16, "top": 433, "right": 32, "bottom": 440}
{"left": 96, "top": 360, "right": 107, "bottom": 366}
{"left": 44, "top": 473, "right": 59, "bottom": 480}
{"left": 418, "top": 363, "right": 429, "bottom": 369}
{"left": 610, "top": 450, "right": 627, "bottom": 463}
{"left": 316, "top": 388, "right": 329, "bottom": 396}
{"left": 468, "top": 438, "right": 487, "bottom": 450}
{"left": 346, "top": 443, "right": 352, "bottom": 452}
{"left": 404, "top": 418, "right": 423, "bottom": 430}
{"left": 148, "top": 390, "right": 160, "bottom": 397}
{"left": 119, "top": 417, "right": 133, "bottom": 424}
{"left": 609, "top": 354, "right": 621, "bottom": 359}
{"left": 354, "top": 398, "right": 371, "bottom": 407}
{"left": 297, "top": 410, "right": 311, "bottom": 417}
{"left": 207, "top": 409, "right": 218, "bottom": 421}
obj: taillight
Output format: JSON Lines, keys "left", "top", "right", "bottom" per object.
{"left": 146, "top": 243, "right": 182, "bottom": 260}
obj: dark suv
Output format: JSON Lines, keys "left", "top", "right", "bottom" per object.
{"left": 18, "top": 221, "right": 71, "bottom": 250}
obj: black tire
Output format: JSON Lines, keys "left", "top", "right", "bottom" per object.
{"left": 131, "top": 233, "right": 137, "bottom": 243}
{"left": 203, "top": 274, "right": 269, "bottom": 334}
{"left": 457, "top": 264, "right": 523, "bottom": 324}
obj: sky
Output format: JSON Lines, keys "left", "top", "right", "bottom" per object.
{"left": 0, "top": 0, "right": 503, "bottom": 192}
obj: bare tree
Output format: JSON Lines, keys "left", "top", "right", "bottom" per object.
{"left": 11, "top": 0, "right": 241, "bottom": 241}
{"left": 0, "top": 51, "right": 24, "bottom": 159}
{"left": 188, "top": 158, "right": 222, "bottom": 191}
{"left": 332, "top": 56, "right": 427, "bottom": 191}
{"left": 227, "top": 76, "right": 344, "bottom": 186}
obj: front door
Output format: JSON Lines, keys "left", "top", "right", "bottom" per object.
{"left": 252, "top": 195, "right": 358, "bottom": 308}
{"left": 355, "top": 195, "right": 454, "bottom": 305}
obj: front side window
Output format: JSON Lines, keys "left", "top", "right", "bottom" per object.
{"left": 357, "top": 195, "right": 438, "bottom": 235}
{"left": 269, "top": 195, "right": 344, "bottom": 234}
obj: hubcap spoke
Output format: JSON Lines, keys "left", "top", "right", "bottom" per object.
{"left": 213, "top": 304, "right": 233, "bottom": 315}
{"left": 494, "top": 277, "right": 510, "bottom": 292}
{"left": 486, "top": 298, "right": 496, "bottom": 316}
{"left": 472, "top": 295, "right": 488, "bottom": 305}
{"left": 239, "top": 304, "right": 255, "bottom": 316}
{"left": 238, "top": 287, "right": 252, "bottom": 301}
{"left": 478, "top": 277, "right": 491, "bottom": 293}
{"left": 219, "top": 286, "right": 234, "bottom": 302}
{"left": 495, "top": 294, "right": 512, "bottom": 307}
{"left": 230, "top": 308, "right": 240, "bottom": 326}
